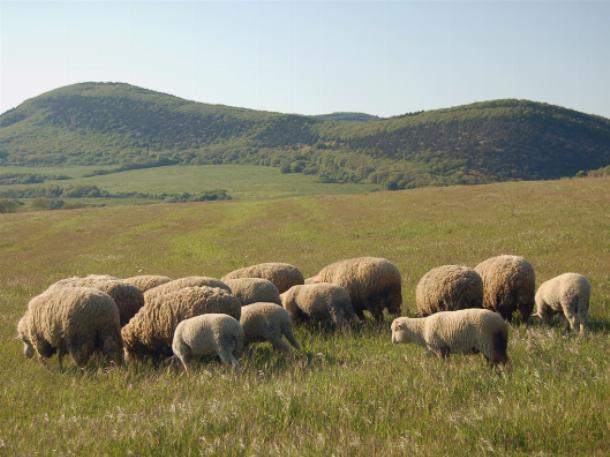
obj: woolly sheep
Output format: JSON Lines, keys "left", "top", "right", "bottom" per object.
{"left": 143, "top": 276, "right": 230, "bottom": 301}
{"left": 17, "top": 287, "right": 123, "bottom": 369}
{"left": 535, "top": 273, "right": 591, "bottom": 335}
{"left": 415, "top": 265, "right": 483, "bottom": 316}
{"left": 280, "top": 283, "right": 361, "bottom": 327}
{"left": 224, "top": 278, "right": 282, "bottom": 306}
{"left": 123, "top": 275, "right": 172, "bottom": 293}
{"left": 48, "top": 275, "right": 144, "bottom": 326}
{"left": 391, "top": 308, "right": 509, "bottom": 366}
{"left": 474, "top": 255, "right": 535, "bottom": 322}
{"left": 240, "top": 302, "right": 300, "bottom": 351}
{"left": 222, "top": 263, "right": 304, "bottom": 293}
{"left": 172, "top": 314, "right": 244, "bottom": 371}
{"left": 307, "top": 257, "right": 402, "bottom": 320}
{"left": 121, "top": 286, "right": 241, "bottom": 360}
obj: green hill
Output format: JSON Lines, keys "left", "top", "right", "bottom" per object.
{"left": 2, "top": 82, "right": 609, "bottom": 189}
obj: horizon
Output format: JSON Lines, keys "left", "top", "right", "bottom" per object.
{"left": 1, "top": 1, "right": 610, "bottom": 118}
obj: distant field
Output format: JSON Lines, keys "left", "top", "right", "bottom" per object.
{"left": 0, "top": 164, "right": 378, "bottom": 201}
{"left": 1, "top": 178, "right": 609, "bottom": 456}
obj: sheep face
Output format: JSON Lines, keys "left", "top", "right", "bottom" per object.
{"left": 390, "top": 318, "right": 412, "bottom": 344}
{"left": 17, "top": 318, "right": 34, "bottom": 358}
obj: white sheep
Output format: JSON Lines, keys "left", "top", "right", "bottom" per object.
{"left": 240, "top": 302, "right": 301, "bottom": 351}
{"left": 535, "top": 273, "right": 591, "bottom": 335}
{"left": 391, "top": 308, "right": 509, "bottom": 365}
{"left": 172, "top": 314, "right": 244, "bottom": 371}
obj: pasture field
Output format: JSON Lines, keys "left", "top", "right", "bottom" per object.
{"left": 1, "top": 177, "right": 609, "bottom": 456}
{"left": 0, "top": 165, "right": 378, "bottom": 203}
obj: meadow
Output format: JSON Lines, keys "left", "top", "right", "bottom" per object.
{"left": 0, "top": 177, "right": 609, "bottom": 456}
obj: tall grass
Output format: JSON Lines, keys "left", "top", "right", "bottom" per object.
{"left": 1, "top": 177, "right": 608, "bottom": 456}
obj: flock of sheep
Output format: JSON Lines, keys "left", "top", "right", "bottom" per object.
{"left": 16, "top": 255, "right": 591, "bottom": 371}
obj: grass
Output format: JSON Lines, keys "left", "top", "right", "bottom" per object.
{"left": 1, "top": 177, "right": 609, "bottom": 456}
{"left": 0, "top": 164, "right": 378, "bottom": 202}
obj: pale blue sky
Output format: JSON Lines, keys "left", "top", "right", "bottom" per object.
{"left": 1, "top": 1, "right": 609, "bottom": 117}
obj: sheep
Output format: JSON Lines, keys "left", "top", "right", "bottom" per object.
{"left": 123, "top": 275, "right": 172, "bottom": 293}
{"left": 224, "top": 278, "right": 281, "bottom": 306}
{"left": 474, "top": 255, "right": 535, "bottom": 322}
{"left": 17, "top": 287, "right": 123, "bottom": 369}
{"left": 143, "top": 276, "right": 230, "bottom": 301}
{"left": 415, "top": 265, "right": 483, "bottom": 316}
{"left": 307, "top": 257, "right": 402, "bottom": 320}
{"left": 121, "top": 286, "right": 241, "bottom": 360}
{"left": 391, "top": 308, "right": 509, "bottom": 366}
{"left": 222, "top": 263, "right": 304, "bottom": 293}
{"left": 48, "top": 275, "right": 144, "bottom": 327}
{"left": 535, "top": 273, "right": 591, "bottom": 335}
{"left": 172, "top": 314, "right": 244, "bottom": 371}
{"left": 239, "top": 302, "right": 300, "bottom": 351}
{"left": 280, "top": 283, "right": 361, "bottom": 328}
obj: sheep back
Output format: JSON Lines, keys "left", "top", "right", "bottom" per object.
{"left": 415, "top": 265, "right": 483, "bottom": 316}
{"left": 222, "top": 263, "right": 304, "bottom": 293}
{"left": 535, "top": 272, "right": 590, "bottom": 333}
{"left": 224, "top": 278, "right": 281, "bottom": 306}
{"left": 48, "top": 275, "right": 144, "bottom": 327}
{"left": 143, "top": 276, "right": 230, "bottom": 302}
{"left": 280, "top": 283, "right": 360, "bottom": 327}
{"left": 18, "top": 287, "right": 123, "bottom": 366}
{"left": 308, "top": 257, "right": 402, "bottom": 319}
{"left": 123, "top": 275, "right": 172, "bottom": 293}
{"left": 474, "top": 255, "right": 535, "bottom": 322}
{"left": 121, "top": 286, "right": 241, "bottom": 359}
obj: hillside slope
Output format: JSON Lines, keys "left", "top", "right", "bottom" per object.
{"left": 2, "top": 82, "right": 610, "bottom": 188}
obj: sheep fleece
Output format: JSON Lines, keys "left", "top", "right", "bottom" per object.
{"left": 144, "top": 276, "right": 231, "bottom": 301}
{"left": 307, "top": 257, "right": 402, "bottom": 319}
{"left": 124, "top": 275, "right": 172, "bottom": 293}
{"left": 18, "top": 287, "right": 123, "bottom": 366}
{"left": 224, "top": 278, "right": 281, "bottom": 306}
{"left": 391, "top": 308, "right": 508, "bottom": 365}
{"left": 281, "top": 283, "right": 360, "bottom": 326}
{"left": 122, "top": 286, "right": 241, "bottom": 358}
{"left": 536, "top": 272, "right": 590, "bottom": 334}
{"left": 240, "top": 302, "right": 300, "bottom": 351}
{"left": 222, "top": 263, "right": 304, "bottom": 293}
{"left": 416, "top": 264, "right": 483, "bottom": 316}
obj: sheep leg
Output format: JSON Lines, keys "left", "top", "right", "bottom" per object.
{"left": 282, "top": 324, "right": 301, "bottom": 350}
{"left": 57, "top": 346, "right": 67, "bottom": 371}
{"left": 218, "top": 349, "right": 240, "bottom": 372}
{"left": 269, "top": 334, "right": 291, "bottom": 352}
{"left": 557, "top": 314, "right": 570, "bottom": 334}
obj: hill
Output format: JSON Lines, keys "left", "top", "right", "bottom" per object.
{"left": 2, "top": 82, "right": 610, "bottom": 189}
{"left": 1, "top": 177, "right": 609, "bottom": 455}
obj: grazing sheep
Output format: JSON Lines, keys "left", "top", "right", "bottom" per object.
{"left": 48, "top": 275, "right": 144, "bottom": 327}
{"left": 307, "top": 257, "right": 402, "bottom": 320}
{"left": 224, "top": 278, "right": 281, "bottom": 306}
{"left": 122, "top": 286, "right": 241, "bottom": 360}
{"left": 416, "top": 265, "right": 483, "bottom": 316}
{"left": 240, "top": 302, "right": 300, "bottom": 351}
{"left": 391, "top": 309, "right": 509, "bottom": 366}
{"left": 143, "top": 276, "right": 230, "bottom": 301}
{"left": 474, "top": 255, "right": 535, "bottom": 322}
{"left": 281, "top": 283, "right": 361, "bottom": 327}
{"left": 17, "top": 287, "right": 123, "bottom": 369}
{"left": 172, "top": 314, "right": 244, "bottom": 371}
{"left": 123, "top": 275, "right": 172, "bottom": 293}
{"left": 535, "top": 273, "right": 591, "bottom": 335}
{"left": 222, "top": 263, "right": 304, "bottom": 293}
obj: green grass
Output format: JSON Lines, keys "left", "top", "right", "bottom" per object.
{"left": 0, "top": 164, "right": 378, "bottom": 202}
{"left": 1, "top": 177, "right": 609, "bottom": 456}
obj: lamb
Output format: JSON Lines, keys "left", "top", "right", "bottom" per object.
{"left": 121, "top": 286, "right": 241, "bottom": 360}
{"left": 143, "top": 276, "right": 230, "bottom": 301}
{"left": 123, "top": 275, "right": 172, "bottom": 293}
{"left": 172, "top": 314, "right": 244, "bottom": 371}
{"left": 307, "top": 257, "right": 402, "bottom": 320}
{"left": 416, "top": 265, "right": 483, "bottom": 316}
{"left": 48, "top": 275, "right": 144, "bottom": 326}
{"left": 391, "top": 309, "right": 509, "bottom": 366}
{"left": 474, "top": 255, "right": 535, "bottom": 322}
{"left": 535, "top": 273, "right": 591, "bottom": 335}
{"left": 240, "top": 302, "right": 301, "bottom": 351}
{"left": 17, "top": 287, "right": 123, "bottom": 369}
{"left": 280, "top": 283, "right": 361, "bottom": 327}
{"left": 224, "top": 278, "right": 282, "bottom": 306}
{"left": 222, "top": 263, "right": 304, "bottom": 293}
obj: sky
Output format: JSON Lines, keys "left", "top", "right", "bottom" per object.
{"left": 1, "top": 1, "right": 610, "bottom": 118}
